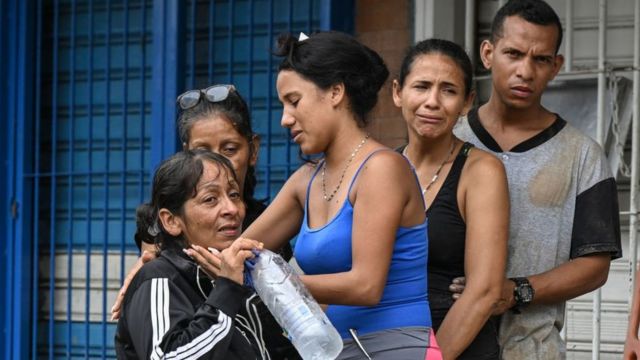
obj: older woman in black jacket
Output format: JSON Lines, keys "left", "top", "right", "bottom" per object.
{"left": 115, "top": 150, "right": 298, "bottom": 360}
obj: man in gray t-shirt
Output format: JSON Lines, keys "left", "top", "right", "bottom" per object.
{"left": 452, "top": 1, "right": 622, "bottom": 358}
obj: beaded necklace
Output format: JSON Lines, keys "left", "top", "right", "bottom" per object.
{"left": 403, "top": 140, "right": 456, "bottom": 195}
{"left": 321, "top": 134, "right": 370, "bottom": 202}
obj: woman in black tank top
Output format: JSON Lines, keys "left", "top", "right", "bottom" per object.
{"left": 392, "top": 39, "right": 510, "bottom": 359}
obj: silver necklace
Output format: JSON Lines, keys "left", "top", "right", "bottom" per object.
{"left": 322, "top": 134, "right": 370, "bottom": 202}
{"left": 403, "top": 140, "right": 456, "bottom": 195}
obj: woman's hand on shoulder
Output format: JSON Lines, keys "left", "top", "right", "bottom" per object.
{"left": 111, "top": 249, "right": 158, "bottom": 320}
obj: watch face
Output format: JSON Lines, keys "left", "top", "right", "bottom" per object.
{"left": 517, "top": 285, "right": 534, "bottom": 303}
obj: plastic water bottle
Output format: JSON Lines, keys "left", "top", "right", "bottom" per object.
{"left": 249, "top": 249, "right": 343, "bottom": 360}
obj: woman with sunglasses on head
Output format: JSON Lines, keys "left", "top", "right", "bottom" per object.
{"left": 142, "top": 85, "right": 292, "bottom": 257}
{"left": 176, "top": 85, "right": 273, "bottom": 235}
{"left": 111, "top": 85, "right": 293, "bottom": 320}
{"left": 114, "top": 150, "right": 299, "bottom": 359}
{"left": 189, "top": 31, "right": 439, "bottom": 359}
{"left": 392, "top": 38, "right": 509, "bottom": 359}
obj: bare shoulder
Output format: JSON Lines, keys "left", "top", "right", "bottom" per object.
{"left": 355, "top": 148, "right": 417, "bottom": 195}
{"left": 358, "top": 148, "right": 412, "bottom": 175}
{"left": 281, "top": 161, "right": 321, "bottom": 197}
{"left": 460, "top": 147, "right": 507, "bottom": 188}
{"left": 462, "top": 146, "right": 506, "bottom": 181}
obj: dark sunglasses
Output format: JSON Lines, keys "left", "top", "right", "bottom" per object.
{"left": 176, "top": 84, "right": 236, "bottom": 110}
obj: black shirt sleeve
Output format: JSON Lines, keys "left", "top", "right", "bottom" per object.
{"left": 570, "top": 177, "right": 623, "bottom": 259}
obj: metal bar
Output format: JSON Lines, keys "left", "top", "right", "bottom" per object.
{"left": 190, "top": 0, "right": 196, "bottom": 88}
{"left": 49, "top": 1, "right": 60, "bottom": 357}
{"left": 288, "top": 0, "right": 292, "bottom": 37}
{"left": 308, "top": 0, "right": 313, "bottom": 31}
{"left": 9, "top": 0, "right": 37, "bottom": 357}
{"left": 630, "top": 0, "right": 640, "bottom": 313}
{"left": 565, "top": 0, "right": 573, "bottom": 72}
{"left": 319, "top": 0, "right": 331, "bottom": 31}
{"left": 208, "top": 0, "right": 215, "bottom": 85}
{"left": 266, "top": 0, "right": 273, "bottom": 197}
{"left": 112, "top": 0, "right": 128, "bottom": 355}
{"left": 84, "top": 0, "right": 96, "bottom": 355}
{"left": 24, "top": 169, "right": 148, "bottom": 178}
{"left": 228, "top": 0, "right": 235, "bottom": 83}
{"left": 31, "top": 0, "right": 43, "bottom": 357}
{"left": 2, "top": 1, "right": 12, "bottom": 354}
{"left": 248, "top": 0, "right": 254, "bottom": 110}
{"left": 593, "top": 1, "right": 607, "bottom": 358}
{"left": 150, "top": 0, "right": 181, "bottom": 171}
{"left": 465, "top": 0, "right": 476, "bottom": 66}
{"left": 596, "top": 0, "right": 607, "bottom": 146}
{"left": 138, "top": 0, "right": 148, "bottom": 235}
{"left": 66, "top": 0, "right": 77, "bottom": 356}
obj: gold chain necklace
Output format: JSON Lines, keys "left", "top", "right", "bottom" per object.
{"left": 322, "top": 134, "right": 370, "bottom": 202}
{"left": 403, "top": 140, "right": 456, "bottom": 195}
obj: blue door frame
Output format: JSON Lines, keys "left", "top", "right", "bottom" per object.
{"left": 1, "top": 0, "right": 354, "bottom": 358}
{"left": 2, "top": 0, "right": 37, "bottom": 358}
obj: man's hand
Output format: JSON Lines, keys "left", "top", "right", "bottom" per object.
{"left": 449, "top": 276, "right": 466, "bottom": 300}
{"left": 110, "top": 250, "right": 157, "bottom": 321}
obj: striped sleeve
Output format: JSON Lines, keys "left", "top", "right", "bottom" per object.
{"left": 124, "top": 277, "right": 246, "bottom": 360}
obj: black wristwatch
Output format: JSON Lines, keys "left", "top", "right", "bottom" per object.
{"left": 510, "top": 277, "right": 534, "bottom": 314}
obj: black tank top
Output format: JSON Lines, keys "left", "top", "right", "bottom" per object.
{"left": 427, "top": 142, "right": 473, "bottom": 314}
{"left": 426, "top": 142, "right": 500, "bottom": 359}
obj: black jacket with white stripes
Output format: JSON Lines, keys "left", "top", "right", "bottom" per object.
{"left": 114, "top": 248, "right": 300, "bottom": 360}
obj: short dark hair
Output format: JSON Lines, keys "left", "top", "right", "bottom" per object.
{"left": 177, "top": 87, "right": 259, "bottom": 206}
{"left": 491, "top": 0, "right": 563, "bottom": 53}
{"left": 273, "top": 31, "right": 389, "bottom": 126}
{"left": 140, "top": 150, "right": 239, "bottom": 252}
{"left": 134, "top": 203, "right": 156, "bottom": 250}
{"left": 398, "top": 38, "right": 473, "bottom": 97}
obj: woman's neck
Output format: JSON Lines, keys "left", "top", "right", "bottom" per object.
{"left": 323, "top": 121, "right": 370, "bottom": 168}
{"left": 404, "top": 133, "right": 457, "bottom": 168}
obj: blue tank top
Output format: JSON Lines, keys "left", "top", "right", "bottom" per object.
{"left": 294, "top": 150, "right": 432, "bottom": 339}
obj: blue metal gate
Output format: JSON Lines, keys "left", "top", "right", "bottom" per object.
{"left": 1, "top": 0, "right": 353, "bottom": 358}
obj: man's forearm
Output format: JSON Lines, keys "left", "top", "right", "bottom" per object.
{"left": 527, "top": 253, "right": 611, "bottom": 305}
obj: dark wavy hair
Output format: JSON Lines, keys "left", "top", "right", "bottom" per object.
{"left": 177, "top": 87, "right": 260, "bottom": 207}
{"left": 273, "top": 31, "right": 389, "bottom": 126}
{"left": 398, "top": 38, "right": 474, "bottom": 97}
{"left": 135, "top": 150, "right": 240, "bottom": 252}
{"left": 492, "top": 0, "right": 563, "bottom": 53}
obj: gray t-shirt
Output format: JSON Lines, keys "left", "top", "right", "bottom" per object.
{"left": 454, "top": 108, "right": 622, "bottom": 359}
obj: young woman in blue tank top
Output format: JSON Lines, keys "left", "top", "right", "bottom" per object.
{"left": 238, "top": 32, "right": 440, "bottom": 359}
{"left": 392, "top": 39, "right": 509, "bottom": 359}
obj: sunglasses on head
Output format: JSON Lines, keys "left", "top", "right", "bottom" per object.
{"left": 177, "top": 84, "right": 236, "bottom": 110}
